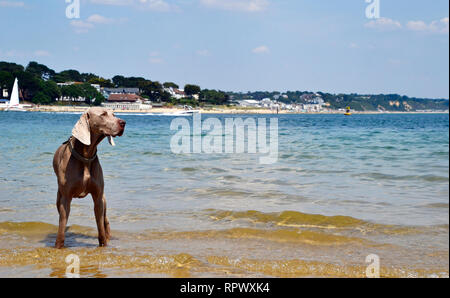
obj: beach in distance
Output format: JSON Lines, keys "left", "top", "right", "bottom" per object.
{"left": 4, "top": 105, "right": 448, "bottom": 115}
{"left": 0, "top": 111, "right": 448, "bottom": 278}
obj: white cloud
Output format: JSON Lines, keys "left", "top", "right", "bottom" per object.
{"left": 388, "top": 58, "right": 401, "bottom": 65}
{"left": 252, "top": 45, "right": 270, "bottom": 54}
{"left": 365, "top": 17, "right": 402, "bottom": 31}
{"left": 196, "top": 49, "right": 211, "bottom": 56}
{"left": 70, "top": 20, "right": 95, "bottom": 34}
{"left": 70, "top": 14, "right": 124, "bottom": 33}
{"left": 87, "top": 14, "right": 114, "bottom": 24}
{"left": 148, "top": 51, "right": 164, "bottom": 64}
{"left": 90, "top": 0, "right": 133, "bottom": 5}
{"left": 149, "top": 58, "right": 164, "bottom": 64}
{"left": 349, "top": 42, "right": 358, "bottom": 49}
{"left": 2, "top": 50, "right": 24, "bottom": 58}
{"left": 0, "top": 1, "right": 25, "bottom": 8}
{"left": 139, "top": 0, "right": 171, "bottom": 12}
{"left": 406, "top": 20, "right": 429, "bottom": 32}
{"left": 0, "top": 49, "right": 50, "bottom": 59}
{"left": 90, "top": 0, "right": 174, "bottom": 11}
{"left": 200, "top": 0, "right": 269, "bottom": 12}
{"left": 365, "top": 17, "right": 448, "bottom": 35}
{"left": 407, "top": 17, "right": 449, "bottom": 34}
{"left": 34, "top": 50, "right": 51, "bottom": 57}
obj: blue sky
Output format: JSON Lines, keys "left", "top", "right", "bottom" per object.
{"left": 0, "top": 0, "right": 448, "bottom": 98}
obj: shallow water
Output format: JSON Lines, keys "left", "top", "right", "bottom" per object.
{"left": 0, "top": 112, "right": 448, "bottom": 277}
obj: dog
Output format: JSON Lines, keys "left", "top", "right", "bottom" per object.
{"left": 53, "top": 107, "right": 126, "bottom": 248}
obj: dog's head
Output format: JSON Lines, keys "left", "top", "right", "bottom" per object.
{"left": 72, "top": 107, "right": 126, "bottom": 146}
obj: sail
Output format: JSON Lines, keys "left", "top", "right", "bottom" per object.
{"left": 10, "top": 78, "right": 19, "bottom": 106}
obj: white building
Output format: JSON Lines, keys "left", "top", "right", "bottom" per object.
{"left": 164, "top": 87, "right": 188, "bottom": 99}
{"left": 56, "top": 96, "right": 86, "bottom": 102}
{"left": 238, "top": 99, "right": 261, "bottom": 107}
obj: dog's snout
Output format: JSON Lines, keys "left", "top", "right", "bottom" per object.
{"left": 119, "top": 120, "right": 126, "bottom": 128}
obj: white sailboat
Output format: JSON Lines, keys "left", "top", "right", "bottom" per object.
{"left": 5, "top": 78, "right": 27, "bottom": 111}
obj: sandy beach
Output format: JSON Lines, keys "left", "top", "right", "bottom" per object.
{"left": 3, "top": 105, "right": 448, "bottom": 115}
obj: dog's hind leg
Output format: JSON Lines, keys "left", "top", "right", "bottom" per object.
{"left": 103, "top": 195, "right": 111, "bottom": 241}
{"left": 93, "top": 192, "right": 108, "bottom": 247}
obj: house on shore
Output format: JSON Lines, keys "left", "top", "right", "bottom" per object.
{"left": 1, "top": 86, "right": 8, "bottom": 99}
{"left": 102, "top": 93, "right": 152, "bottom": 110}
{"left": 102, "top": 87, "right": 140, "bottom": 99}
{"left": 164, "top": 87, "right": 187, "bottom": 99}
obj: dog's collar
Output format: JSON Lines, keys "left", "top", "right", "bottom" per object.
{"left": 64, "top": 137, "right": 98, "bottom": 165}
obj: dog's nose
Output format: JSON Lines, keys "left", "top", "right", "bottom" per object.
{"left": 119, "top": 120, "right": 126, "bottom": 128}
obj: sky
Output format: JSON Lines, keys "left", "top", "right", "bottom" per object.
{"left": 0, "top": 0, "right": 448, "bottom": 98}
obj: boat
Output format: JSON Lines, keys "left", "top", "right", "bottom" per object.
{"left": 175, "top": 110, "right": 200, "bottom": 115}
{"left": 173, "top": 105, "right": 200, "bottom": 115}
{"left": 344, "top": 106, "right": 352, "bottom": 116}
{"left": 4, "top": 78, "right": 28, "bottom": 112}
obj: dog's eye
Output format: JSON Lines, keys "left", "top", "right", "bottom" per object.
{"left": 101, "top": 112, "right": 107, "bottom": 117}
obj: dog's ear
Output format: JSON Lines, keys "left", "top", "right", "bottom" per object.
{"left": 72, "top": 112, "right": 91, "bottom": 146}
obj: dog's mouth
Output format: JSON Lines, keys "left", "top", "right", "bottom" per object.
{"left": 106, "top": 135, "right": 115, "bottom": 146}
{"left": 106, "top": 134, "right": 121, "bottom": 146}
{"left": 105, "top": 128, "right": 124, "bottom": 146}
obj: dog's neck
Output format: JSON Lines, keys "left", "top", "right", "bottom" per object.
{"left": 73, "top": 133, "right": 105, "bottom": 158}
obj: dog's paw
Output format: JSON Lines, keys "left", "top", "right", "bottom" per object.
{"left": 55, "top": 242, "right": 65, "bottom": 249}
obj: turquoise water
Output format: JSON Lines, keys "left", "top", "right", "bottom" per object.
{"left": 0, "top": 111, "right": 448, "bottom": 277}
{"left": 0, "top": 112, "right": 448, "bottom": 227}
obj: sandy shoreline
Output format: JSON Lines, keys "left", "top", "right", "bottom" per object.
{"left": 2, "top": 105, "right": 448, "bottom": 115}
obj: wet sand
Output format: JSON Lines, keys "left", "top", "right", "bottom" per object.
{"left": 0, "top": 210, "right": 448, "bottom": 278}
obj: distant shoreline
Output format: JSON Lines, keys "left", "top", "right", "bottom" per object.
{"left": 1, "top": 105, "right": 448, "bottom": 115}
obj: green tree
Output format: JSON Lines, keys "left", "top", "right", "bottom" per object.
{"left": 112, "top": 75, "right": 146, "bottom": 88}
{"left": 54, "top": 69, "right": 83, "bottom": 83}
{"left": 32, "top": 92, "right": 52, "bottom": 104}
{"left": 0, "top": 62, "right": 24, "bottom": 73}
{"left": 139, "top": 80, "right": 167, "bottom": 101}
{"left": 60, "top": 83, "right": 104, "bottom": 105}
{"left": 88, "top": 77, "right": 114, "bottom": 87}
{"left": 80, "top": 83, "right": 104, "bottom": 105}
{"left": 163, "top": 82, "right": 179, "bottom": 89}
{"left": 15, "top": 71, "right": 41, "bottom": 100}
{"left": 80, "top": 73, "right": 98, "bottom": 83}
{"left": 0, "top": 71, "right": 14, "bottom": 95}
{"left": 34, "top": 80, "right": 61, "bottom": 104}
{"left": 199, "top": 89, "right": 229, "bottom": 105}
{"left": 25, "top": 61, "right": 56, "bottom": 80}
{"left": 184, "top": 84, "right": 201, "bottom": 96}
{"left": 112, "top": 75, "right": 126, "bottom": 87}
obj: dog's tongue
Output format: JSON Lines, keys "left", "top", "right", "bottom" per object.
{"left": 107, "top": 135, "right": 116, "bottom": 147}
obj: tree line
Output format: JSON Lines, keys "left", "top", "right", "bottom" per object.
{"left": 2, "top": 61, "right": 446, "bottom": 111}
{"left": 227, "top": 90, "right": 449, "bottom": 111}
{"left": 0, "top": 61, "right": 229, "bottom": 106}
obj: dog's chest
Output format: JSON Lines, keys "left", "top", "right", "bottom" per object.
{"left": 73, "top": 165, "right": 100, "bottom": 198}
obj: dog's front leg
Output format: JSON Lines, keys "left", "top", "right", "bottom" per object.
{"left": 93, "top": 192, "right": 108, "bottom": 247}
{"left": 55, "top": 191, "right": 71, "bottom": 249}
